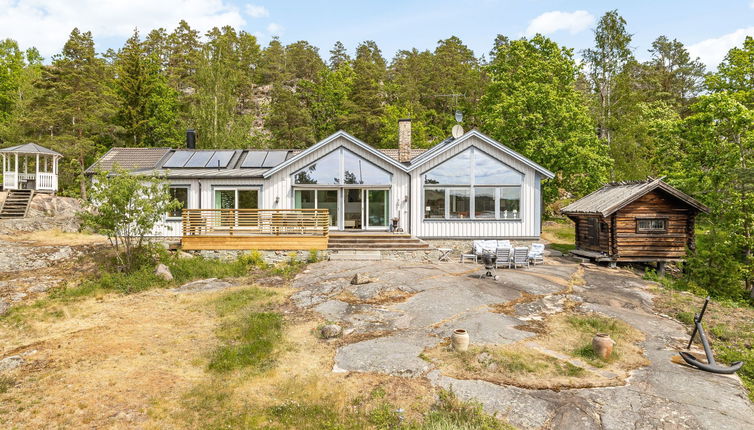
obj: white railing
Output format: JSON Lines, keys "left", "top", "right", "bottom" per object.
{"left": 3, "top": 172, "right": 17, "bottom": 190}
{"left": 18, "top": 173, "right": 35, "bottom": 181}
{"left": 37, "top": 173, "right": 57, "bottom": 191}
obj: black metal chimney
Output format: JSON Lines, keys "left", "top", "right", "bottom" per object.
{"left": 186, "top": 129, "right": 196, "bottom": 149}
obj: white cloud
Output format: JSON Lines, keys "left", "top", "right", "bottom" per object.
{"left": 245, "top": 4, "right": 269, "bottom": 18}
{"left": 266, "top": 22, "right": 283, "bottom": 36}
{"left": 0, "top": 0, "right": 246, "bottom": 59}
{"left": 524, "top": 10, "right": 594, "bottom": 37}
{"left": 688, "top": 27, "right": 754, "bottom": 68}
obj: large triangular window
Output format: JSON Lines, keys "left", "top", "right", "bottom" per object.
{"left": 293, "top": 148, "right": 391, "bottom": 185}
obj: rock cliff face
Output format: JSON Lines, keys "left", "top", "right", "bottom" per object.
{"left": 0, "top": 193, "right": 84, "bottom": 234}
{"left": 27, "top": 193, "right": 83, "bottom": 218}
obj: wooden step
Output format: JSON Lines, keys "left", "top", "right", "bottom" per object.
{"left": 0, "top": 189, "right": 34, "bottom": 218}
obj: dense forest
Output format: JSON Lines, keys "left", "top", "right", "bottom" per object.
{"left": 0, "top": 10, "right": 753, "bottom": 301}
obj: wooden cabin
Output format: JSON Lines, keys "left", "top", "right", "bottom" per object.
{"left": 560, "top": 178, "right": 709, "bottom": 270}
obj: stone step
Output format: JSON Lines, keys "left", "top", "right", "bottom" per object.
{"left": 328, "top": 250, "right": 382, "bottom": 261}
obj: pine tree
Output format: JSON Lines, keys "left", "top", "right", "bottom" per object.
{"left": 166, "top": 20, "right": 201, "bottom": 123}
{"left": 268, "top": 83, "right": 315, "bottom": 148}
{"left": 259, "top": 38, "right": 287, "bottom": 85}
{"left": 26, "top": 28, "right": 115, "bottom": 198}
{"left": 329, "top": 41, "right": 350, "bottom": 69}
{"left": 346, "top": 41, "right": 386, "bottom": 144}
{"left": 114, "top": 29, "right": 180, "bottom": 147}
{"left": 640, "top": 36, "right": 705, "bottom": 111}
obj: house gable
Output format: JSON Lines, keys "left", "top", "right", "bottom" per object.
{"left": 262, "top": 131, "right": 409, "bottom": 178}
{"left": 408, "top": 130, "right": 555, "bottom": 179}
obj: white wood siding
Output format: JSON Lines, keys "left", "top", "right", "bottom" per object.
{"left": 409, "top": 135, "right": 541, "bottom": 239}
{"left": 151, "top": 178, "right": 265, "bottom": 236}
{"left": 265, "top": 136, "right": 411, "bottom": 231}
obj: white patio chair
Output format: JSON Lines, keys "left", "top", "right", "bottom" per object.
{"left": 512, "top": 247, "right": 530, "bottom": 269}
{"left": 528, "top": 243, "right": 545, "bottom": 265}
{"left": 497, "top": 240, "right": 511, "bottom": 249}
{"left": 495, "top": 247, "right": 512, "bottom": 269}
{"left": 472, "top": 240, "right": 497, "bottom": 256}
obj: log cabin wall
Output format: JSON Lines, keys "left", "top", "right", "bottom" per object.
{"left": 613, "top": 190, "right": 691, "bottom": 260}
{"left": 574, "top": 215, "right": 610, "bottom": 253}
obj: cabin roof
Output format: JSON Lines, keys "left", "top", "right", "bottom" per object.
{"left": 0, "top": 143, "right": 62, "bottom": 156}
{"left": 560, "top": 177, "right": 709, "bottom": 217}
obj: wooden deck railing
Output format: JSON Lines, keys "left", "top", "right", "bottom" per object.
{"left": 181, "top": 209, "right": 330, "bottom": 237}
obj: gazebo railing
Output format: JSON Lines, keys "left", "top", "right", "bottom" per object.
{"left": 37, "top": 173, "right": 57, "bottom": 191}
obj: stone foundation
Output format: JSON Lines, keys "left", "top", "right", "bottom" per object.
{"left": 423, "top": 239, "right": 540, "bottom": 256}
{"left": 183, "top": 248, "right": 446, "bottom": 265}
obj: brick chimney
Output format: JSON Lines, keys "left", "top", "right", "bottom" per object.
{"left": 398, "top": 119, "right": 411, "bottom": 163}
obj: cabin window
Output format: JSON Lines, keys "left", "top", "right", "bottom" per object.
{"left": 636, "top": 218, "right": 667, "bottom": 233}
{"left": 423, "top": 147, "right": 523, "bottom": 220}
{"left": 168, "top": 186, "right": 189, "bottom": 218}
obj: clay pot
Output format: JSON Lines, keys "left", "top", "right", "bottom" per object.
{"left": 452, "top": 329, "right": 470, "bottom": 352}
{"left": 592, "top": 333, "right": 615, "bottom": 359}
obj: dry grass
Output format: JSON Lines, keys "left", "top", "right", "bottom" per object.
{"left": 0, "top": 287, "right": 223, "bottom": 428}
{"left": 424, "top": 311, "right": 648, "bottom": 390}
{"left": 0, "top": 229, "right": 107, "bottom": 246}
{"left": 335, "top": 288, "right": 415, "bottom": 305}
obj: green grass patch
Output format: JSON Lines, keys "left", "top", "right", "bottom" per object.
{"left": 419, "top": 389, "right": 515, "bottom": 430}
{"left": 0, "top": 376, "right": 15, "bottom": 394}
{"left": 208, "top": 312, "right": 284, "bottom": 372}
{"left": 213, "top": 287, "right": 277, "bottom": 317}
{"left": 207, "top": 287, "right": 284, "bottom": 373}
{"left": 549, "top": 243, "right": 576, "bottom": 254}
{"left": 566, "top": 315, "right": 628, "bottom": 337}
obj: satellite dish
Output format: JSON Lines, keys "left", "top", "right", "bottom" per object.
{"left": 451, "top": 124, "right": 464, "bottom": 138}
{"left": 454, "top": 110, "right": 463, "bottom": 123}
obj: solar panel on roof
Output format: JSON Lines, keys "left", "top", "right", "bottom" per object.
{"left": 163, "top": 151, "right": 194, "bottom": 168}
{"left": 184, "top": 151, "right": 213, "bottom": 168}
{"left": 241, "top": 151, "right": 268, "bottom": 168}
{"left": 262, "top": 151, "right": 288, "bottom": 168}
{"left": 207, "top": 151, "right": 234, "bottom": 168}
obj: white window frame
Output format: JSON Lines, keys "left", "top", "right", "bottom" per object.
{"left": 212, "top": 186, "right": 261, "bottom": 209}
{"left": 422, "top": 147, "right": 523, "bottom": 221}
{"left": 166, "top": 184, "right": 190, "bottom": 220}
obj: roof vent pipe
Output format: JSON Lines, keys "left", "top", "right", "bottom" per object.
{"left": 186, "top": 129, "right": 196, "bottom": 149}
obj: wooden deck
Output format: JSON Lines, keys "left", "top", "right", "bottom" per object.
{"left": 181, "top": 208, "right": 329, "bottom": 250}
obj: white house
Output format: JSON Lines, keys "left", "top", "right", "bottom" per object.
{"left": 86, "top": 121, "right": 554, "bottom": 244}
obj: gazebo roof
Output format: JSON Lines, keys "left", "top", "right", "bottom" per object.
{"left": 0, "top": 143, "right": 62, "bottom": 156}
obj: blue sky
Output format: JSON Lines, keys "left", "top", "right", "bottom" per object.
{"left": 2, "top": 0, "right": 753, "bottom": 68}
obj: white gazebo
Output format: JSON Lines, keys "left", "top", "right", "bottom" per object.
{"left": 1, "top": 143, "right": 62, "bottom": 193}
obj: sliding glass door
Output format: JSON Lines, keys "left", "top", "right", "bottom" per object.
{"left": 294, "top": 188, "right": 389, "bottom": 230}
{"left": 367, "top": 189, "right": 388, "bottom": 228}
{"left": 294, "top": 189, "right": 339, "bottom": 228}
{"left": 214, "top": 188, "right": 258, "bottom": 227}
